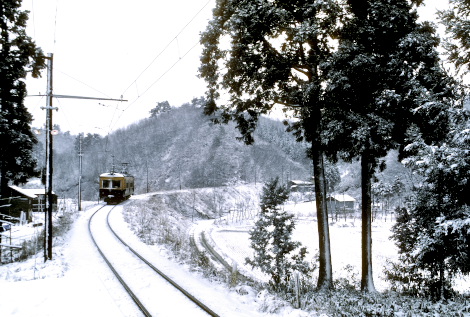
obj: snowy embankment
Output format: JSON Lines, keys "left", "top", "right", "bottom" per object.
{"left": 0, "top": 197, "right": 311, "bottom": 317}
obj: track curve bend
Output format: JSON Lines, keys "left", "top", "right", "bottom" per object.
{"left": 88, "top": 205, "right": 219, "bottom": 317}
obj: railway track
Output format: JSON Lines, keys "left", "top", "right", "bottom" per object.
{"left": 88, "top": 204, "right": 220, "bottom": 317}
{"left": 190, "top": 225, "right": 250, "bottom": 284}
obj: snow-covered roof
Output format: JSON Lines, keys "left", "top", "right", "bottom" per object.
{"left": 100, "top": 172, "right": 126, "bottom": 177}
{"left": 8, "top": 185, "right": 53, "bottom": 199}
{"left": 329, "top": 194, "right": 356, "bottom": 202}
{"left": 289, "top": 180, "right": 313, "bottom": 186}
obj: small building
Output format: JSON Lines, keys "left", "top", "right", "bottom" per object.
{"left": 326, "top": 194, "right": 356, "bottom": 212}
{"left": 289, "top": 180, "right": 314, "bottom": 193}
{"left": 1, "top": 186, "right": 57, "bottom": 223}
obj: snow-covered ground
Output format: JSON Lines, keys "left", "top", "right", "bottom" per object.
{"left": 1, "top": 192, "right": 469, "bottom": 316}
{"left": 0, "top": 198, "right": 309, "bottom": 317}
{"left": 204, "top": 199, "right": 470, "bottom": 294}
{"left": 209, "top": 202, "right": 398, "bottom": 291}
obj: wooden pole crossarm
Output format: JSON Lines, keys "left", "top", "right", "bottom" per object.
{"left": 28, "top": 94, "right": 127, "bottom": 102}
{"left": 0, "top": 243, "right": 22, "bottom": 249}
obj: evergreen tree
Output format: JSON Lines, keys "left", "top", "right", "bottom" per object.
{"left": 0, "top": 0, "right": 45, "bottom": 194}
{"left": 439, "top": 0, "right": 470, "bottom": 75}
{"left": 200, "top": 0, "right": 341, "bottom": 289}
{"left": 246, "top": 178, "right": 309, "bottom": 292}
{"left": 390, "top": 110, "right": 470, "bottom": 299}
{"left": 149, "top": 100, "right": 172, "bottom": 118}
{"left": 322, "top": 0, "right": 454, "bottom": 292}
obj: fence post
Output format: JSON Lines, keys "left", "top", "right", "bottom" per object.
{"left": 294, "top": 271, "right": 300, "bottom": 309}
{"left": 231, "top": 261, "right": 238, "bottom": 286}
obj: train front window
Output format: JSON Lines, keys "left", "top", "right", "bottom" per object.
{"left": 102, "top": 180, "right": 110, "bottom": 188}
{"left": 112, "top": 180, "right": 121, "bottom": 188}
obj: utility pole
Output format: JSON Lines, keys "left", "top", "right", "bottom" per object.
{"left": 35, "top": 53, "right": 127, "bottom": 262}
{"left": 78, "top": 133, "right": 83, "bottom": 211}
{"left": 41, "top": 53, "right": 56, "bottom": 262}
{"left": 146, "top": 159, "right": 149, "bottom": 193}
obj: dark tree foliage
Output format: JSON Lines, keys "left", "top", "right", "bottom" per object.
{"left": 149, "top": 100, "right": 172, "bottom": 118}
{"left": 0, "top": 0, "right": 45, "bottom": 194}
{"left": 439, "top": 0, "right": 470, "bottom": 75}
{"left": 322, "top": 0, "right": 454, "bottom": 292}
{"left": 199, "top": 0, "right": 341, "bottom": 289}
{"left": 324, "top": 161, "right": 340, "bottom": 193}
{"left": 246, "top": 177, "right": 309, "bottom": 292}
{"left": 389, "top": 110, "right": 470, "bottom": 300}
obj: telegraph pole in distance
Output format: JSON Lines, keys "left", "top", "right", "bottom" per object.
{"left": 78, "top": 133, "right": 83, "bottom": 211}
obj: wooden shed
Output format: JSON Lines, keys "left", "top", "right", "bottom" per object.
{"left": 289, "top": 180, "right": 314, "bottom": 193}
{"left": 326, "top": 194, "right": 356, "bottom": 212}
{"left": 1, "top": 186, "right": 57, "bottom": 223}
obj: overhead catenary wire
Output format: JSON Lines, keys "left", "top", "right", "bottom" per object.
{"left": 28, "top": 0, "right": 214, "bottom": 136}
{"left": 123, "top": 40, "right": 201, "bottom": 112}
{"left": 120, "top": 0, "right": 212, "bottom": 97}
{"left": 57, "top": 70, "right": 113, "bottom": 99}
{"left": 105, "top": 0, "right": 213, "bottom": 134}
{"left": 53, "top": 97, "right": 72, "bottom": 130}
{"left": 109, "top": 40, "right": 202, "bottom": 133}
{"left": 53, "top": 0, "right": 59, "bottom": 49}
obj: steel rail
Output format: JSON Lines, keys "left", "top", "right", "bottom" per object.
{"left": 195, "top": 230, "right": 250, "bottom": 284}
{"left": 106, "top": 208, "right": 220, "bottom": 317}
{"left": 88, "top": 205, "right": 152, "bottom": 317}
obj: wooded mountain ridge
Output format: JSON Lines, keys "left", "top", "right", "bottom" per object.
{"left": 31, "top": 102, "right": 312, "bottom": 200}
{"left": 29, "top": 100, "right": 414, "bottom": 205}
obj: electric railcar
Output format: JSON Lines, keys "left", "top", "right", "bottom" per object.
{"left": 99, "top": 172, "right": 134, "bottom": 204}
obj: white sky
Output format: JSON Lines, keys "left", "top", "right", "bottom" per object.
{"left": 23, "top": 0, "right": 216, "bottom": 135}
{"left": 22, "top": 0, "right": 448, "bottom": 136}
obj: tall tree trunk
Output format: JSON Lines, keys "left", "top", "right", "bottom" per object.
{"left": 439, "top": 260, "right": 445, "bottom": 301}
{"left": 0, "top": 168, "right": 8, "bottom": 199}
{"left": 312, "top": 139, "right": 333, "bottom": 289}
{"left": 361, "top": 151, "right": 376, "bottom": 292}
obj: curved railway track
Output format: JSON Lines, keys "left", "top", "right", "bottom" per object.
{"left": 191, "top": 226, "right": 251, "bottom": 284}
{"left": 88, "top": 204, "right": 219, "bottom": 317}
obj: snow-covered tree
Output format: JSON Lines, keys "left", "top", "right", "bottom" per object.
{"left": 199, "top": 0, "right": 341, "bottom": 290}
{"left": 390, "top": 110, "right": 470, "bottom": 299}
{"left": 321, "top": 0, "right": 454, "bottom": 292}
{"left": 246, "top": 178, "right": 309, "bottom": 292}
{"left": 0, "top": 0, "right": 45, "bottom": 195}
{"left": 439, "top": 0, "right": 470, "bottom": 75}
{"left": 149, "top": 101, "right": 172, "bottom": 118}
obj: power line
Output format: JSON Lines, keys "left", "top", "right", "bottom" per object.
{"left": 30, "top": 1, "right": 213, "bottom": 136}
{"left": 110, "top": 40, "right": 201, "bottom": 132}
{"left": 30, "top": 0, "right": 36, "bottom": 38}
{"left": 128, "top": 41, "right": 201, "bottom": 110}
{"left": 120, "top": 0, "right": 212, "bottom": 96}
{"left": 105, "top": 0, "right": 213, "bottom": 134}
{"left": 53, "top": 0, "right": 59, "bottom": 48}
{"left": 57, "top": 70, "right": 113, "bottom": 99}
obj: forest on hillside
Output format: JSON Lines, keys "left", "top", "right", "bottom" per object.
{"left": 28, "top": 98, "right": 416, "bottom": 212}
{"left": 29, "top": 99, "right": 312, "bottom": 200}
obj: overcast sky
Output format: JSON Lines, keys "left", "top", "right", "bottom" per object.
{"left": 22, "top": 0, "right": 448, "bottom": 136}
{"left": 23, "top": 0, "right": 215, "bottom": 136}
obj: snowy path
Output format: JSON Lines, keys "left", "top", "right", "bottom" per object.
{"left": 0, "top": 204, "right": 136, "bottom": 317}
